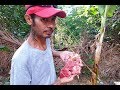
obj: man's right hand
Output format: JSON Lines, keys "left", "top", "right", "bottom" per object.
{"left": 53, "top": 75, "right": 75, "bottom": 85}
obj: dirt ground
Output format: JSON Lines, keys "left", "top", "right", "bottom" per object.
{"left": 54, "top": 42, "right": 120, "bottom": 85}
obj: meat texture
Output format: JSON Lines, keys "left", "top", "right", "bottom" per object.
{"left": 59, "top": 51, "right": 83, "bottom": 78}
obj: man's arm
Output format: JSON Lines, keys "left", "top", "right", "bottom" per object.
{"left": 52, "top": 49, "right": 64, "bottom": 57}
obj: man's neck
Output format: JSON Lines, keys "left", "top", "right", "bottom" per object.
{"left": 27, "top": 33, "right": 47, "bottom": 51}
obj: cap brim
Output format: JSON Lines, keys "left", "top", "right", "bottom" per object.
{"left": 35, "top": 8, "right": 66, "bottom": 18}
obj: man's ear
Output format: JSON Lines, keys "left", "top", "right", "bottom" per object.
{"left": 24, "top": 14, "right": 33, "bottom": 25}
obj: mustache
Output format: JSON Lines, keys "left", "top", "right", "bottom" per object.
{"left": 44, "top": 28, "right": 54, "bottom": 31}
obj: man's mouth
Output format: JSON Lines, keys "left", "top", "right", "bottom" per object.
{"left": 44, "top": 30, "right": 53, "bottom": 35}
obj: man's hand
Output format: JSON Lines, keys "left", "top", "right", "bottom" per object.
{"left": 52, "top": 50, "right": 78, "bottom": 62}
{"left": 53, "top": 75, "right": 75, "bottom": 85}
{"left": 60, "top": 51, "right": 80, "bottom": 62}
{"left": 60, "top": 51, "right": 72, "bottom": 62}
{"left": 60, "top": 75, "right": 76, "bottom": 84}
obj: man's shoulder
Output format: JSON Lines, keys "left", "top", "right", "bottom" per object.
{"left": 12, "top": 41, "right": 30, "bottom": 63}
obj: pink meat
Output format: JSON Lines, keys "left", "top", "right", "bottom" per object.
{"left": 59, "top": 68, "right": 71, "bottom": 78}
{"left": 59, "top": 55, "right": 83, "bottom": 78}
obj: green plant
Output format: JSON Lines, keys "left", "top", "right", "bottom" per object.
{"left": 91, "top": 5, "right": 117, "bottom": 85}
{"left": 0, "top": 45, "right": 10, "bottom": 52}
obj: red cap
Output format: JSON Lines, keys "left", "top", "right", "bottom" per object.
{"left": 25, "top": 5, "right": 66, "bottom": 18}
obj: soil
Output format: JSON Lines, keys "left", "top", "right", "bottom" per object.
{"left": 54, "top": 42, "right": 120, "bottom": 85}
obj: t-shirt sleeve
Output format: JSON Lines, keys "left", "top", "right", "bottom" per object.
{"left": 10, "top": 58, "right": 31, "bottom": 85}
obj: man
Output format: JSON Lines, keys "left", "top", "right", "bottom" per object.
{"left": 10, "top": 5, "right": 77, "bottom": 85}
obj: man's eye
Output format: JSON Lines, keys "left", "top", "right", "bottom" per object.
{"left": 40, "top": 18, "right": 48, "bottom": 22}
{"left": 42, "top": 18, "right": 48, "bottom": 21}
{"left": 52, "top": 18, "right": 56, "bottom": 21}
{"left": 52, "top": 17, "right": 56, "bottom": 20}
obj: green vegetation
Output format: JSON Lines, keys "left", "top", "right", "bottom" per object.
{"left": 0, "top": 5, "right": 29, "bottom": 39}
{"left": 0, "top": 5, "right": 119, "bottom": 47}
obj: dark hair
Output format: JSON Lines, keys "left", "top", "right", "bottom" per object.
{"left": 30, "top": 14, "right": 36, "bottom": 26}
{"left": 30, "top": 14, "right": 36, "bottom": 19}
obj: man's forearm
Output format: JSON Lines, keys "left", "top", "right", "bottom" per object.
{"left": 52, "top": 49, "right": 63, "bottom": 57}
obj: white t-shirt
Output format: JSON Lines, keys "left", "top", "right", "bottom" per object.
{"left": 10, "top": 38, "right": 57, "bottom": 85}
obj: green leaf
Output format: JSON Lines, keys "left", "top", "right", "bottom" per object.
{"left": 87, "top": 59, "right": 94, "bottom": 65}
{"left": 106, "top": 5, "right": 117, "bottom": 17}
{"left": 0, "top": 45, "right": 10, "bottom": 52}
{"left": 98, "top": 5, "right": 105, "bottom": 16}
{"left": 89, "top": 6, "right": 98, "bottom": 15}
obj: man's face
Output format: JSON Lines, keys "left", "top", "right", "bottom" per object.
{"left": 31, "top": 15, "right": 56, "bottom": 38}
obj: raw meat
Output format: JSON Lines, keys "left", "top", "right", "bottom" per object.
{"left": 59, "top": 52, "right": 83, "bottom": 78}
